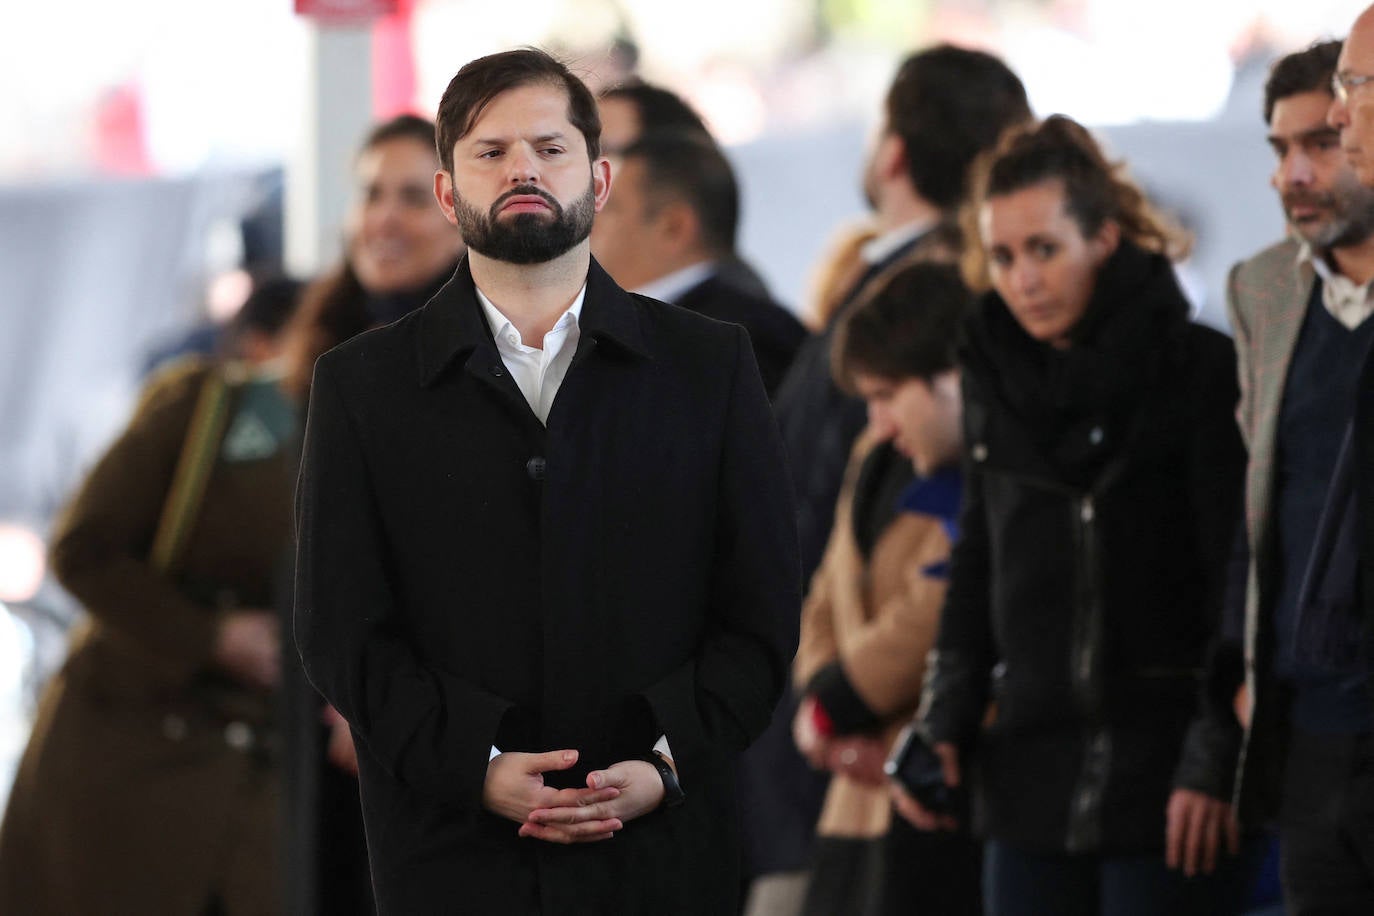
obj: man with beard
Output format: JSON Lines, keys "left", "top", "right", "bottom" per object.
{"left": 292, "top": 49, "right": 800, "bottom": 916}
{"left": 1171, "top": 40, "right": 1374, "bottom": 914}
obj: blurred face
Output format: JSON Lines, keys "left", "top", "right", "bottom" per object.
{"left": 591, "top": 157, "right": 671, "bottom": 289}
{"left": 436, "top": 83, "right": 610, "bottom": 265}
{"left": 979, "top": 180, "right": 1118, "bottom": 349}
{"left": 1269, "top": 90, "right": 1374, "bottom": 248}
{"left": 598, "top": 95, "right": 641, "bottom": 155}
{"left": 1330, "top": 12, "right": 1374, "bottom": 187}
{"left": 349, "top": 136, "right": 464, "bottom": 294}
{"left": 853, "top": 369, "right": 962, "bottom": 476}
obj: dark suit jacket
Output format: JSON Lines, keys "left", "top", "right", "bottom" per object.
{"left": 293, "top": 256, "right": 801, "bottom": 915}
{"left": 673, "top": 272, "right": 805, "bottom": 397}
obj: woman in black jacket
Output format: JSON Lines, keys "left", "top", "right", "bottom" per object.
{"left": 900, "top": 115, "right": 1248, "bottom": 915}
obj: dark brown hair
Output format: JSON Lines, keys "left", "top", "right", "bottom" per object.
{"left": 1264, "top": 39, "right": 1341, "bottom": 124}
{"left": 435, "top": 48, "right": 601, "bottom": 173}
{"left": 963, "top": 115, "right": 1190, "bottom": 288}
{"left": 620, "top": 130, "right": 738, "bottom": 255}
{"left": 885, "top": 45, "right": 1032, "bottom": 210}
{"left": 833, "top": 261, "right": 972, "bottom": 393}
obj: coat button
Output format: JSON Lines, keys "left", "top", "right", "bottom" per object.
{"left": 971, "top": 444, "right": 988, "bottom": 462}
{"left": 489, "top": 364, "right": 505, "bottom": 378}
{"left": 224, "top": 721, "right": 254, "bottom": 751}
{"left": 162, "top": 714, "right": 188, "bottom": 742}
{"left": 526, "top": 457, "right": 547, "bottom": 481}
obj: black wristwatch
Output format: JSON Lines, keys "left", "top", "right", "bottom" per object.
{"left": 640, "top": 750, "right": 686, "bottom": 809}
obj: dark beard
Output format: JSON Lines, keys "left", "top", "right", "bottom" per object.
{"left": 456, "top": 183, "right": 595, "bottom": 265}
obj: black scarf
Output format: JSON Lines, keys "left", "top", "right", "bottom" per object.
{"left": 964, "top": 241, "right": 1191, "bottom": 486}
{"left": 363, "top": 260, "right": 460, "bottom": 327}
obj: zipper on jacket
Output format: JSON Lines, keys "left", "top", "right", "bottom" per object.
{"left": 1066, "top": 492, "right": 1108, "bottom": 852}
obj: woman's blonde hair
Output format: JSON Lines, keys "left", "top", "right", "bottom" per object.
{"left": 960, "top": 115, "right": 1191, "bottom": 291}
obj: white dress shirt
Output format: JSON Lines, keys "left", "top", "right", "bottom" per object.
{"left": 475, "top": 282, "right": 672, "bottom": 764}
{"left": 1297, "top": 242, "right": 1374, "bottom": 330}
{"left": 633, "top": 261, "right": 716, "bottom": 304}
{"left": 475, "top": 285, "right": 585, "bottom": 424}
{"left": 858, "top": 217, "right": 936, "bottom": 267}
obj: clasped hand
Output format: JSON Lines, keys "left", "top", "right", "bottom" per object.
{"left": 483, "top": 749, "right": 666, "bottom": 844}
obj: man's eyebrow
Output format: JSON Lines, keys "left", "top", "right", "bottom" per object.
{"left": 471, "top": 132, "right": 569, "bottom": 146}
{"left": 1267, "top": 126, "right": 1340, "bottom": 145}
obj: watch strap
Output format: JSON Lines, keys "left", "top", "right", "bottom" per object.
{"left": 640, "top": 750, "right": 686, "bottom": 809}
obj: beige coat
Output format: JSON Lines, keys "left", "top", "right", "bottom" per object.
{"left": 794, "top": 435, "right": 956, "bottom": 839}
{"left": 0, "top": 361, "right": 291, "bottom": 915}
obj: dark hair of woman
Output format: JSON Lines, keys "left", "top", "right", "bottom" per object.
{"left": 961, "top": 115, "right": 1190, "bottom": 291}
{"left": 281, "top": 114, "right": 455, "bottom": 400}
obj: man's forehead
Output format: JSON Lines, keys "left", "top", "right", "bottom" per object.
{"left": 1270, "top": 92, "right": 1340, "bottom": 135}
{"left": 465, "top": 83, "right": 571, "bottom": 135}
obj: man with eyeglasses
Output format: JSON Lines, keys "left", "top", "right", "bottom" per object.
{"left": 1331, "top": 6, "right": 1374, "bottom": 186}
{"left": 1210, "top": 36, "right": 1374, "bottom": 915}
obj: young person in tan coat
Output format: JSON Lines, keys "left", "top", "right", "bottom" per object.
{"left": 792, "top": 262, "right": 982, "bottom": 916}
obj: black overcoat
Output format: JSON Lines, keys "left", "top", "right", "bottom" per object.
{"left": 294, "top": 256, "right": 801, "bottom": 915}
{"left": 921, "top": 244, "right": 1246, "bottom": 854}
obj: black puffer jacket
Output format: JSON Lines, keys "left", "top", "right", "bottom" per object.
{"left": 921, "top": 242, "right": 1245, "bottom": 854}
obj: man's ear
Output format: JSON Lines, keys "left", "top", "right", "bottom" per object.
{"left": 879, "top": 132, "right": 907, "bottom": 183}
{"left": 434, "top": 171, "right": 460, "bottom": 227}
{"left": 592, "top": 158, "right": 613, "bottom": 213}
{"left": 656, "top": 200, "right": 700, "bottom": 255}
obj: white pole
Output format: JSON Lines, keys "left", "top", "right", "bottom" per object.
{"left": 285, "top": 22, "right": 374, "bottom": 278}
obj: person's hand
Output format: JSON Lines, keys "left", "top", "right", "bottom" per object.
{"left": 889, "top": 741, "right": 961, "bottom": 832}
{"left": 212, "top": 610, "right": 280, "bottom": 690}
{"left": 483, "top": 750, "right": 622, "bottom": 837}
{"left": 826, "top": 735, "right": 888, "bottom": 786}
{"left": 520, "top": 759, "right": 668, "bottom": 844}
{"left": 1165, "top": 788, "right": 1239, "bottom": 876}
{"left": 321, "top": 705, "right": 358, "bottom": 777}
{"left": 793, "top": 696, "right": 831, "bottom": 770}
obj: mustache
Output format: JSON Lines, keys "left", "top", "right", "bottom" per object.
{"left": 492, "top": 185, "right": 561, "bottom": 215}
{"left": 1283, "top": 190, "right": 1336, "bottom": 210}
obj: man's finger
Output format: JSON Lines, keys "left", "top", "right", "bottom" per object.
{"left": 518, "top": 817, "right": 622, "bottom": 843}
{"left": 1164, "top": 796, "right": 1185, "bottom": 870}
{"left": 538, "top": 785, "right": 619, "bottom": 809}
{"left": 1202, "top": 805, "right": 1220, "bottom": 875}
{"left": 528, "top": 803, "right": 614, "bottom": 825}
{"left": 525, "top": 749, "right": 580, "bottom": 773}
{"left": 520, "top": 825, "right": 616, "bottom": 844}
{"left": 1183, "top": 799, "right": 1204, "bottom": 877}
{"left": 587, "top": 767, "right": 631, "bottom": 791}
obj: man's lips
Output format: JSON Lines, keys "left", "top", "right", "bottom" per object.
{"left": 499, "top": 194, "right": 554, "bottom": 214}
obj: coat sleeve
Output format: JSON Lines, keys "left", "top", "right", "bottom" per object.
{"left": 640, "top": 326, "right": 802, "bottom": 780}
{"left": 294, "top": 357, "right": 511, "bottom": 811}
{"left": 48, "top": 363, "right": 221, "bottom": 684}
{"left": 919, "top": 460, "right": 996, "bottom": 749}
{"left": 1172, "top": 332, "right": 1247, "bottom": 800}
{"left": 828, "top": 517, "right": 949, "bottom": 721}
{"left": 1224, "top": 261, "right": 1256, "bottom": 450}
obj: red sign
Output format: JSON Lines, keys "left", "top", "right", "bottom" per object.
{"left": 295, "top": 0, "right": 398, "bottom": 22}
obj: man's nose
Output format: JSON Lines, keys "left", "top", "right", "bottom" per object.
{"left": 867, "top": 402, "right": 895, "bottom": 440}
{"left": 507, "top": 145, "right": 539, "bottom": 184}
{"left": 1280, "top": 150, "right": 1315, "bottom": 188}
{"left": 1330, "top": 95, "right": 1351, "bottom": 130}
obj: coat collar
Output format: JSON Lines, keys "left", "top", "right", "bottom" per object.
{"left": 415, "top": 254, "right": 651, "bottom": 387}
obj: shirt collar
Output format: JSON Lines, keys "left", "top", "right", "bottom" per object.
{"left": 474, "top": 283, "right": 585, "bottom": 349}
{"left": 859, "top": 217, "right": 936, "bottom": 266}
{"left": 632, "top": 261, "right": 717, "bottom": 305}
{"left": 1295, "top": 239, "right": 1374, "bottom": 311}
{"left": 414, "top": 256, "right": 651, "bottom": 388}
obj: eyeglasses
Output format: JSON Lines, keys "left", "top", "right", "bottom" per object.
{"left": 1332, "top": 71, "right": 1374, "bottom": 105}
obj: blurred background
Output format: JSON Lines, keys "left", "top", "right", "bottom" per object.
{"left": 0, "top": 0, "right": 1367, "bottom": 803}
